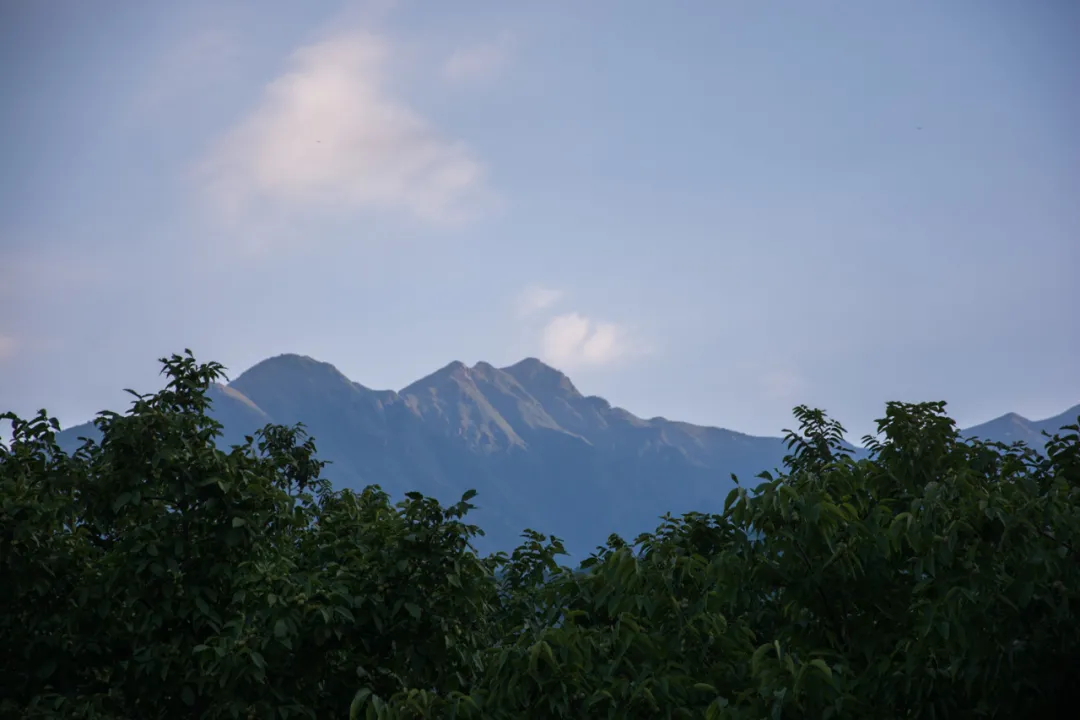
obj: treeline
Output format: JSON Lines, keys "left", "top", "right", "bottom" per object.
{"left": 2, "top": 351, "right": 1078, "bottom": 718}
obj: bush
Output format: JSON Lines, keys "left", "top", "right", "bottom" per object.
{"left": 2, "top": 351, "right": 1078, "bottom": 718}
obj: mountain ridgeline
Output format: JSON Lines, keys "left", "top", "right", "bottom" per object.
{"left": 54, "top": 354, "right": 1079, "bottom": 558}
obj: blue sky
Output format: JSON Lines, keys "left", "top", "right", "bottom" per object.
{"left": 1, "top": 0, "right": 1078, "bottom": 442}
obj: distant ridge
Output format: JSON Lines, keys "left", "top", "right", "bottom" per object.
{"left": 961, "top": 404, "right": 1080, "bottom": 449}
{"left": 54, "top": 353, "right": 1080, "bottom": 558}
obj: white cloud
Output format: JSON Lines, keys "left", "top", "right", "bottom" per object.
{"left": 516, "top": 284, "right": 564, "bottom": 317}
{"left": 541, "top": 312, "right": 631, "bottom": 369}
{"left": 199, "top": 30, "right": 494, "bottom": 233}
{"left": 441, "top": 34, "right": 513, "bottom": 87}
{"left": 0, "top": 335, "right": 17, "bottom": 361}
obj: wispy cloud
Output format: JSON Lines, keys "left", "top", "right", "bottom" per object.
{"left": 516, "top": 284, "right": 564, "bottom": 317}
{"left": 440, "top": 34, "right": 514, "bottom": 87}
{"left": 198, "top": 30, "right": 495, "bottom": 236}
{"left": 541, "top": 312, "right": 633, "bottom": 369}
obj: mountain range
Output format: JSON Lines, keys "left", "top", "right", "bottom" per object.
{"left": 54, "top": 354, "right": 1080, "bottom": 559}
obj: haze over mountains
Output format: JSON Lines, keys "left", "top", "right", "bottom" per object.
{"left": 55, "top": 354, "right": 1080, "bottom": 559}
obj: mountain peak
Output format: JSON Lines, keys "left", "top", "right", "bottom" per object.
{"left": 400, "top": 360, "right": 470, "bottom": 395}
{"left": 238, "top": 352, "right": 337, "bottom": 374}
{"left": 231, "top": 353, "right": 370, "bottom": 395}
{"left": 505, "top": 357, "right": 556, "bottom": 372}
{"left": 436, "top": 360, "right": 469, "bottom": 377}
{"left": 501, "top": 357, "right": 581, "bottom": 399}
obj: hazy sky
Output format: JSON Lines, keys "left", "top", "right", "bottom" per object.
{"left": 2, "top": 0, "right": 1078, "bottom": 442}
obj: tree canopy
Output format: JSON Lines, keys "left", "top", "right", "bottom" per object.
{"left": 2, "top": 351, "right": 1078, "bottom": 718}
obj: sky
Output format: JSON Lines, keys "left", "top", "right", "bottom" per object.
{"left": 1, "top": 0, "right": 1078, "bottom": 443}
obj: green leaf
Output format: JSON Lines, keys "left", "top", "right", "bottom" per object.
{"left": 751, "top": 643, "right": 771, "bottom": 676}
{"left": 723, "top": 487, "right": 740, "bottom": 514}
{"left": 1017, "top": 581, "right": 1035, "bottom": 607}
{"left": 808, "top": 659, "right": 833, "bottom": 683}
{"left": 36, "top": 659, "right": 57, "bottom": 680}
{"left": 349, "top": 689, "right": 373, "bottom": 720}
{"left": 113, "top": 491, "right": 133, "bottom": 512}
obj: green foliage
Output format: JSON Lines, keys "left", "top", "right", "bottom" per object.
{"left": 2, "top": 352, "right": 1078, "bottom": 718}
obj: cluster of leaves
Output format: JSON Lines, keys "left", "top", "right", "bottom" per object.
{"left": 2, "top": 352, "right": 1078, "bottom": 718}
